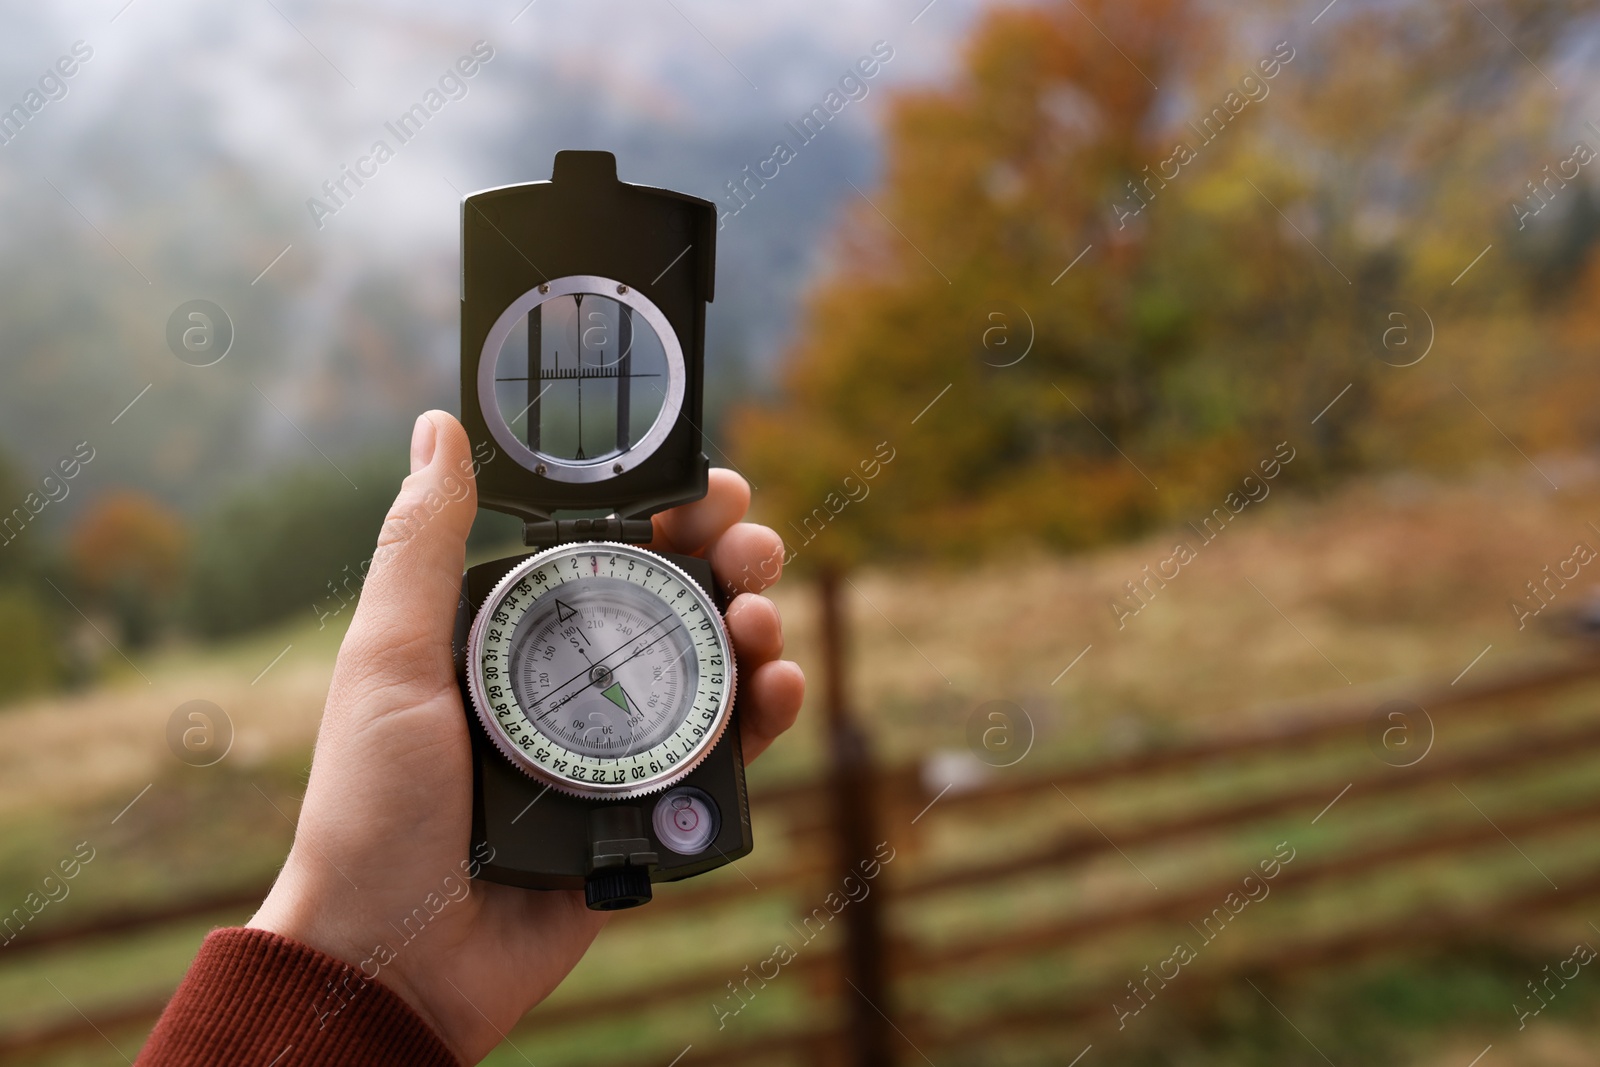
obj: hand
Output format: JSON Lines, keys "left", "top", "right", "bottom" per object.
{"left": 248, "top": 411, "right": 805, "bottom": 1064}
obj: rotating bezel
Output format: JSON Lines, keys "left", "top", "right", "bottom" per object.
{"left": 465, "top": 541, "right": 736, "bottom": 800}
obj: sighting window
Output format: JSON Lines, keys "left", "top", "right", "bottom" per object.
{"left": 478, "top": 276, "right": 685, "bottom": 483}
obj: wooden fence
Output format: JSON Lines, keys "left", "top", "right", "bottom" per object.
{"left": 6, "top": 634, "right": 1600, "bottom": 1064}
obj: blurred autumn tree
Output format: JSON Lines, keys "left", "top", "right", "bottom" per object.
{"left": 734, "top": 0, "right": 1600, "bottom": 567}
{"left": 68, "top": 491, "right": 188, "bottom": 648}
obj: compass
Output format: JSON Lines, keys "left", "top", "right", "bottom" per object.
{"left": 454, "top": 151, "right": 749, "bottom": 910}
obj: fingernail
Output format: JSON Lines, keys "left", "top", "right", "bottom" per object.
{"left": 410, "top": 414, "right": 437, "bottom": 474}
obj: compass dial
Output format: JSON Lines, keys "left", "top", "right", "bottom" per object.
{"left": 466, "top": 542, "right": 735, "bottom": 799}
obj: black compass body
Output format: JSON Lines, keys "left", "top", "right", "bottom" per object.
{"left": 454, "top": 151, "right": 750, "bottom": 911}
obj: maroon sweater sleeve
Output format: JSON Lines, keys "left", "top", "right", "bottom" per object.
{"left": 138, "top": 928, "right": 461, "bottom": 1067}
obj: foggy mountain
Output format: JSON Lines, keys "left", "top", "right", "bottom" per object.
{"left": 0, "top": 0, "right": 995, "bottom": 514}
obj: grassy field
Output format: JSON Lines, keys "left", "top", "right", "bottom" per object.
{"left": 6, "top": 460, "right": 1600, "bottom": 1065}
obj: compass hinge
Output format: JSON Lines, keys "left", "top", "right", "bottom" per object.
{"left": 523, "top": 516, "right": 655, "bottom": 547}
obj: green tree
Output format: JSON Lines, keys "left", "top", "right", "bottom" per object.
{"left": 183, "top": 458, "right": 404, "bottom": 639}
{"left": 0, "top": 447, "right": 65, "bottom": 702}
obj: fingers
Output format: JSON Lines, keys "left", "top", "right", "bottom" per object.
{"left": 738, "top": 659, "right": 806, "bottom": 764}
{"left": 336, "top": 411, "right": 479, "bottom": 698}
{"left": 725, "top": 593, "right": 783, "bottom": 663}
{"left": 651, "top": 469, "right": 803, "bottom": 762}
{"left": 651, "top": 469, "right": 750, "bottom": 555}
{"left": 709, "top": 523, "right": 785, "bottom": 596}
{"left": 650, "top": 469, "right": 785, "bottom": 595}
{"left": 726, "top": 592, "right": 804, "bottom": 764}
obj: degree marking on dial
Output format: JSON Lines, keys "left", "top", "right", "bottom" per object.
{"left": 534, "top": 614, "right": 682, "bottom": 724}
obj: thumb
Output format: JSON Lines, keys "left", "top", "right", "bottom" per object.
{"left": 340, "top": 411, "right": 478, "bottom": 691}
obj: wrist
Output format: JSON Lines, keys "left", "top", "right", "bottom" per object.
{"left": 247, "top": 860, "right": 467, "bottom": 1063}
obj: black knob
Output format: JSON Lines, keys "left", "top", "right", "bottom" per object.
{"left": 585, "top": 867, "right": 653, "bottom": 911}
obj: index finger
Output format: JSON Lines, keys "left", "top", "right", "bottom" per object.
{"left": 649, "top": 468, "right": 751, "bottom": 556}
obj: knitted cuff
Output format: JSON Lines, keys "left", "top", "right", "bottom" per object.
{"left": 138, "top": 927, "right": 460, "bottom": 1067}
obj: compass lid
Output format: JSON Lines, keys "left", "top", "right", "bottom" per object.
{"left": 459, "top": 151, "right": 717, "bottom": 541}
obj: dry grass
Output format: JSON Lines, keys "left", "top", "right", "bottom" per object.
{"left": 787, "top": 460, "right": 1600, "bottom": 770}
{"left": 0, "top": 622, "right": 344, "bottom": 821}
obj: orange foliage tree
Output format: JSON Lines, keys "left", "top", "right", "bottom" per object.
{"left": 69, "top": 491, "right": 187, "bottom": 646}
{"left": 733, "top": 0, "right": 1598, "bottom": 568}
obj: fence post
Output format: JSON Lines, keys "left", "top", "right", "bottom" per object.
{"left": 817, "top": 566, "right": 894, "bottom": 1067}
